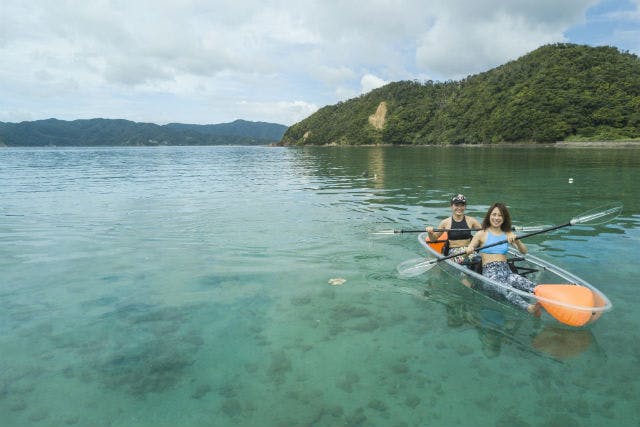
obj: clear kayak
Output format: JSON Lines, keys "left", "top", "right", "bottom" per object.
{"left": 418, "top": 232, "right": 612, "bottom": 327}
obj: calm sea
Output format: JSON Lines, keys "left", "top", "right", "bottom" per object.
{"left": 1, "top": 146, "right": 639, "bottom": 426}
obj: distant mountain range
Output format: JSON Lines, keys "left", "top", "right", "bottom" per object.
{"left": 281, "top": 43, "right": 640, "bottom": 145}
{"left": 0, "top": 118, "right": 288, "bottom": 147}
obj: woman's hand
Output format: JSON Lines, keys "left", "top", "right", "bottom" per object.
{"left": 508, "top": 232, "right": 528, "bottom": 254}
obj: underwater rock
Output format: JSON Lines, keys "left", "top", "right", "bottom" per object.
{"left": 132, "top": 307, "right": 185, "bottom": 324}
{"left": 405, "top": 395, "right": 421, "bottom": 408}
{"left": 391, "top": 362, "right": 409, "bottom": 375}
{"left": 220, "top": 398, "right": 243, "bottom": 418}
{"left": 330, "top": 303, "right": 370, "bottom": 322}
{"left": 368, "top": 399, "right": 388, "bottom": 412}
{"left": 319, "top": 289, "right": 336, "bottom": 299}
{"left": 351, "top": 318, "right": 380, "bottom": 332}
{"left": 62, "top": 367, "right": 75, "bottom": 379}
{"left": 28, "top": 409, "right": 49, "bottom": 422}
{"left": 184, "top": 335, "right": 205, "bottom": 347}
{"left": 597, "top": 400, "right": 616, "bottom": 419}
{"left": 325, "top": 323, "right": 346, "bottom": 338}
{"left": 197, "top": 274, "right": 228, "bottom": 287}
{"left": 267, "top": 351, "right": 292, "bottom": 384}
{"left": 83, "top": 295, "right": 118, "bottom": 307}
{"left": 218, "top": 382, "right": 239, "bottom": 398}
{"left": 9, "top": 400, "right": 27, "bottom": 412}
{"left": 291, "top": 295, "right": 312, "bottom": 306}
{"left": 455, "top": 344, "right": 474, "bottom": 356}
{"left": 336, "top": 372, "right": 360, "bottom": 393}
{"left": 337, "top": 380, "right": 354, "bottom": 393}
{"left": 191, "top": 384, "right": 212, "bottom": 399}
{"left": 345, "top": 408, "right": 368, "bottom": 426}
{"left": 327, "top": 405, "right": 344, "bottom": 417}
{"left": 103, "top": 303, "right": 155, "bottom": 321}
{"left": 540, "top": 413, "right": 580, "bottom": 427}
{"left": 495, "top": 413, "right": 531, "bottom": 427}
{"left": 65, "top": 416, "right": 80, "bottom": 425}
{"left": 98, "top": 341, "right": 193, "bottom": 396}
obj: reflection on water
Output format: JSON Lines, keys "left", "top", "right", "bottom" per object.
{"left": 532, "top": 326, "right": 595, "bottom": 360}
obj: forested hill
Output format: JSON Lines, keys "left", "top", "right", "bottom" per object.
{"left": 0, "top": 118, "right": 288, "bottom": 147}
{"left": 280, "top": 44, "right": 640, "bottom": 146}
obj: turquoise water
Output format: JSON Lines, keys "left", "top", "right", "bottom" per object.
{"left": 1, "top": 146, "right": 639, "bottom": 426}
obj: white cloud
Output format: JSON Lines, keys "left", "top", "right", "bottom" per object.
{"left": 235, "top": 100, "right": 319, "bottom": 126}
{"left": 361, "top": 74, "right": 388, "bottom": 94}
{"left": 415, "top": 0, "right": 598, "bottom": 79}
{"left": 0, "top": 0, "right": 634, "bottom": 125}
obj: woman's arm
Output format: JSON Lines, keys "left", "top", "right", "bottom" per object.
{"left": 466, "top": 230, "right": 485, "bottom": 255}
{"left": 427, "top": 218, "right": 449, "bottom": 241}
{"left": 468, "top": 216, "right": 482, "bottom": 230}
{"left": 507, "top": 231, "right": 528, "bottom": 254}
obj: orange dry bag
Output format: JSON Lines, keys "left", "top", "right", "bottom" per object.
{"left": 534, "top": 284, "right": 596, "bottom": 327}
{"left": 427, "top": 231, "right": 448, "bottom": 254}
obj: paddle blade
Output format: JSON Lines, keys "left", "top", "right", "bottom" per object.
{"left": 515, "top": 224, "right": 552, "bottom": 233}
{"left": 370, "top": 229, "right": 397, "bottom": 235}
{"left": 397, "top": 257, "right": 438, "bottom": 278}
{"left": 570, "top": 202, "right": 622, "bottom": 226}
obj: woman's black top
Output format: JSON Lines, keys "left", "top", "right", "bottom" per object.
{"left": 448, "top": 216, "right": 472, "bottom": 240}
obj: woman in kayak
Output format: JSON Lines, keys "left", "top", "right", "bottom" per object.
{"left": 466, "top": 202, "right": 540, "bottom": 316}
{"left": 426, "top": 194, "right": 481, "bottom": 263}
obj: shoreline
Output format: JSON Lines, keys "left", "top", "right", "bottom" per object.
{"left": 285, "top": 140, "right": 640, "bottom": 148}
{"left": 553, "top": 140, "right": 640, "bottom": 147}
{"left": 4, "top": 140, "right": 640, "bottom": 149}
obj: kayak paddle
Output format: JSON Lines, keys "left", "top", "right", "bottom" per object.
{"left": 373, "top": 224, "right": 550, "bottom": 235}
{"left": 397, "top": 202, "right": 623, "bottom": 278}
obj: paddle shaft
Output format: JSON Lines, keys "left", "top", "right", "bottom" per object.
{"left": 395, "top": 226, "right": 522, "bottom": 234}
{"left": 396, "top": 227, "right": 478, "bottom": 234}
{"left": 442, "top": 222, "right": 572, "bottom": 263}
{"left": 397, "top": 228, "right": 447, "bottom": 234}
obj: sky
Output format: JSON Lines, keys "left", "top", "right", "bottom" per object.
{"left": 1, "top": 0, "right": 639, "bottom": 126}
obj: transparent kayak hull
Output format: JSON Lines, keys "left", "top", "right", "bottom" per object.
{"left": 418, "top": 233, "right": 612, "bottom": 327}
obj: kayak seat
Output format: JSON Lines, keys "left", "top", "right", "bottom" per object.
{"left": 507, "top": 256, "right": 538, "bottom": 276}
{"left": 473, "top": 262, "right": 483, "bottom": 275}
{"left": 462, "top": 259, "right": 483, "bottom": 274}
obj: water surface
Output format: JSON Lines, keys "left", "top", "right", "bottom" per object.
{"left": 1, "top": 146, "right": 639, "bottom": 426}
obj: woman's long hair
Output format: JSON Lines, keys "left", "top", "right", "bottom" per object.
{"left": 482, "top": 202, "right": 512, "bottom": 232}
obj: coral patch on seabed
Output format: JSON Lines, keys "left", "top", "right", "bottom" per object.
{"left": 98, "top": 342, "right": 194, "bottom": 396}
{"left": 267, "top": 350, "right": 292, "bottom": 385}
{"left": 191, "top": 384, "right": 212, "bottom": 399}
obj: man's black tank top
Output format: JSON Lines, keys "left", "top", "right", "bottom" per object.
{"left": 448, "top": 216, "right": 471, "bottom": 240}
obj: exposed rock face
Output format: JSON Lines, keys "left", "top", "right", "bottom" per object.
{"left": 303, "top": 131, "right": 311, "bottom": 141}
{"left": 368, "top": 102, "right": 387, "bottom": 130}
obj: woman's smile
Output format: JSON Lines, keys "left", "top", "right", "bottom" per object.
{"left": 490, "top": 208, "right": 503, "bottom": 227}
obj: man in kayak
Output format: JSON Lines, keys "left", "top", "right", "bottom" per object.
{"left": 426, "top": 194, "right": 481, "bottom": 263}
{"left": 466, "top": 202, "right": 541, "bottom": 316}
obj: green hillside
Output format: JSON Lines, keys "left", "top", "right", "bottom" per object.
{"left": 165, "top": 119, "right": 287, "bottom": 141}
{"left": 0, "top": 118, "right": 287, "bottom": 147}
{"left": 280, "top": 44, "right": 640, "bottom": 145}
